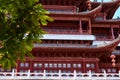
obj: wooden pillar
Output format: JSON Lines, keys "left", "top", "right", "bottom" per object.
{"left": 30, "top": 60, "right": 33, "bottom": 72}
{"left": 117, "top": 64, "right": 120, "bottom": 72}
{"left": 63, "top": 0, "right": 66, "bottom": 5}
{"left": 82, "top": 61, "right": 86, "bottom": 73}
{"left": 58, "top": 0, "right": 60, "bottom": 5}
{"left": 53, "top": 0, "right": 55, "bottom": 5}
{"left": 88, "top": 19, "right": 92, "bottom": 34}
{"left": 79, "top": 20, "right": 82, "bottom": 34}
{"left": 47, "top": 0, "right": 49, "bottom": 5}
{"left": 103, "top": 13, "right": 107, "bottom": 20}
{"left": 42, "top": 52, "right": 44, "bottom": 57}
{"left": 64, "top": 40, "right": 67, "bottom": 44}
{"left": 68, "top": 1, "right": 71, "bottom": 5}
{"left": 95, "top": 59, "right": 99, "bottom": 73}
{"left": 111, "top": 26, "right": 115, "bottom": 39}
{"left": 16, "top": 60, "right": 19, "bottom": 72}
{"left": 65, "top": 53, "right": 68, "bottom": 57}
{"left": 71, "top": 53, "right": 73, "bottom": 57}
{"left": 82, "top": 53, "right": 86, "bottom": 72}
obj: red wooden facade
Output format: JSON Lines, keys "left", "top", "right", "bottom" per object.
{"left": 1, "top": 0, "right": 120, "bottom": 73}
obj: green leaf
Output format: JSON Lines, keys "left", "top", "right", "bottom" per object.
{"left": 0, "top": 0, "right": 53, "bottom": 69}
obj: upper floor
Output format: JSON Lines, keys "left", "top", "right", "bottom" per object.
{"left": 39, "top": 0, "right": 120, "bottom": 19}
{"left": 39, "top": 0, "right": 120, "bottom": 41}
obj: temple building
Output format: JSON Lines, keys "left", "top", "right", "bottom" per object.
{"left": 1, "top": 0, "right": 120, "bottom": 75}
{"left": 18, "top": 0, "right": 120, "bottom": 73}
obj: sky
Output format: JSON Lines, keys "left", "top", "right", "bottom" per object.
{"left": 90, "top": 0, "right": 120, "bottom": 19}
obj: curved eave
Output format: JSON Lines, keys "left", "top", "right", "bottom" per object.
{"left": 48, "top": 4, "right": 102, "bottom": 17}
{"left": 33, "top": 36, "right": 120, "bottom": 54}
{"left": 33, "top": 44, "right": 113, "bottom": 53}
{"left": 91, "top": 0, "right": 120, "bottom": 19}
{"left": 93, "top": 19, "right": 120, "bottom": 24}
{"left": 78, "top": 4, "right": 102, "bottom": 16}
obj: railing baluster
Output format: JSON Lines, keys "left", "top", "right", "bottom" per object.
{"left": 59, "top": 70, "right": 61, "bottom": 79}
{"left": 74, "top": 70, "right": 76, "bottom": 79}
{"left": 11, "top": 69, "right": 15, "bottom": 78}
{"left": 27, "top": 69, "right": 30, "bottom": 78}
{"left": 103, "top": 70, "right": 107, "bottom": 79}
{"left": 88, "top": 70, "right": 92, "bottom": 79}
{"left": 43, "top": 70, "right": 46, "bottom": 78}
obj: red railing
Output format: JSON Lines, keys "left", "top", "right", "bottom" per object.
{"left": 43, "top": 29, "right": 80, "bottom": 34}
{"left": 0, "top": 69, "right": 120, "bottom": 80}
{"left": 43, "top": 5, "right": 77, "bottom": 13}
{"left": 43, "top": 29, "right": 90, "bottom": 35}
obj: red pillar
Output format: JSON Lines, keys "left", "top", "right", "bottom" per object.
{"left": 95, "top": 59, "right": 99, "bottom": 73}
{"left": 82, "top": 60, "right": 86, "bottom": 73}
{"left": 79, "top": 20, "right": 82, "bottom": 34}
{"left": 30, "top": 60, "right": 33, "bottom": 72}
{"left": 16, "top": 60, "right": 19, "bottom": 72}
{"left": 103, "top": 13, "right": 107, "bottom": 20}
{"left": 88, "top": 19, "right": 91, "bottom": 34}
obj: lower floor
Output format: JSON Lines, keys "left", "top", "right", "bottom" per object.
{"left": 0, "top": 57, "right": 119, "bottom": 73}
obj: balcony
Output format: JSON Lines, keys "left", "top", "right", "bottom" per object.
{"left": 0, "top": 69, "right": 120, "bottom": 80}
{"left": 43, "top": 29, "right": 80, "bottom": 34}
{"left": 43, "top": 5, "right": 77, "bottom": 13}
{"left": 48, "top": 10, "right": 75, "bottom": 13}
{"left": 43, "top": 29, "right": 90, "bottom": 35}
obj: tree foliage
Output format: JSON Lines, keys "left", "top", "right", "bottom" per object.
{"left": 0, "top": 0, "right": 53, "bottom": 69}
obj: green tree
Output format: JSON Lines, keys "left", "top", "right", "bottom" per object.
{"left": 0, "top": 0, "right": 53, "bottom": 69}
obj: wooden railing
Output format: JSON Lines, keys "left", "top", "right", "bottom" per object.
{"left": 43, "top": 29, "right": 80, "bottom": 34}
{"left": 0, "top": 69, "right": 120, "bottom": 80}
{"left": 43, "top": 29, "right": 90, "bottom": 35}
{"left": 43, "top": 5, "right": 77, "bottom": 13}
